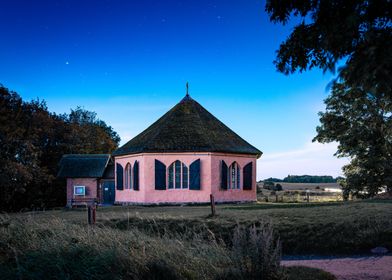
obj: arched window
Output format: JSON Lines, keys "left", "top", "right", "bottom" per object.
{"left": 124, "top": 163, "right": 132, "bottom": 189}
{"left": 168, "top": 160, "right": 189, "bottom": 189}
{"left": 229, "top": 162, "right": 240, "bottom": 189}
{"left": 116, "top": 163, "right": 124, "bottom": 190}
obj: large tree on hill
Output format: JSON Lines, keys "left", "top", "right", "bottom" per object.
{"left": 265, "top": 0, "right": 392, "bottom": 196}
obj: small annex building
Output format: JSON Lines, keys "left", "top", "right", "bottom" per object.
{"left": 112, "top": 92, "right": 262, "bottom": 204}
{"left": 57, "top": 154, "right": 115, "bottom": 207}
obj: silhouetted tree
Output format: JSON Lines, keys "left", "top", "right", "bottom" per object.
{"left": 0, "top": 85, "right": 121, "bottom": 211}
{"left": 266, "top": 0, "right": 392, "bottom": 196}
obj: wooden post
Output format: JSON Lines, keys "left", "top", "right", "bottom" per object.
{"left": 210, "top": 194, "right": 216, "bottom": 217}
{"left": 275, "top": 194, "right": 278, "bottom": 203}
{"left": 88, "top": 204, "right": 96, "bottom": 225}
{"left": 306, "top": 190, "right": 310, "bottom": 203}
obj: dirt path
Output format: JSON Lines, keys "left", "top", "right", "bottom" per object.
{"left": 282, "top": 256, "right": 392, "bottom": 280}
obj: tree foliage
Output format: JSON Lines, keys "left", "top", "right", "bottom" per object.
{"left": 0, "top": 85, "right": 120, "bottom": 211}
{"left": 264, "top": 175, "right": 340, "bottom": 183}
{"left": 265, "top": 0, "right": 391, "bottom": 83}
{"left": 266, "top": 0, "right": 392, "bottom": 196}
{"left": 314, "top": 81, "right": 392, "bottom": 196}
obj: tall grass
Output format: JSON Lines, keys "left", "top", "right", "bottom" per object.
{"left": 0, "top": 214, "right": 286, "bottom": 280}
{"left": 232, "top": 224, "right": 285, "bottom": 280}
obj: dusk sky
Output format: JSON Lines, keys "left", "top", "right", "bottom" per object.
{"left": 0, "top": 0, "right": 348, "bottom": 179}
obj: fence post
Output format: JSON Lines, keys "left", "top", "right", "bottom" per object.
{"left": 306, "top": 190, "right": 310, "bottom": 202}
{"left": 275, "top": 194, "right": 278, "bottom": 203}
{"left": 210, "top": 194, "right": 216, "bottom": 216}
{"left": 88, "top": 204, "right": 96, "bottom": 225}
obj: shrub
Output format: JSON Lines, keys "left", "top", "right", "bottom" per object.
{"left": 275, "top": 184, "right": 283, "bottom": 191}
{"left": 263, "top": 181, "right": 275, "bottom": 190}
{"left": 231, "top": 223, "right": 286, "bottom": 280}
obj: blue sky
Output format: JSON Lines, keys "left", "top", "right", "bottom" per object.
{"left": 0, "top": 0, "right": 348, "bottom": 179}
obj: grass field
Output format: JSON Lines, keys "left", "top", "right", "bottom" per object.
{"left": 257, "top": 182, "right": 343, "bottom": 203}
{"left": 261, "top": 182, "right": 341, "bottom": 191}
{"left": 5, "top": 200, "right": 392, "bottom": 255}
{"left": 1, "top": 200, "right": 391, "bottom": 279}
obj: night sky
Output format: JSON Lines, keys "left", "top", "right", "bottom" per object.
{"left": 0, "top": 0, "right": 348, "bottom": 178}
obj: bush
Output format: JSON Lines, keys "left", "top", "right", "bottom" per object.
{"left": 275, "top": 184, "right": 283, "bottom": 191}
{"left": 231, "top": 224, "right": 286, "bottom": 280}
{"left": 263, "top": 181, "right": 275, "bottom": 190}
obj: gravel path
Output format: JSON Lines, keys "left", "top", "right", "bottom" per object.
{"left": 282, "top": 256, "right": 392, "bottom": 280}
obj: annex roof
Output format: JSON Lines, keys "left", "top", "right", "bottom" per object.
{"left": 57, "top": 154, "right": 112, "bottom": 178}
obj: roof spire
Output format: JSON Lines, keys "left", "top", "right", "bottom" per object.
{"left": 180, "top": 82, "right": 192, "bottom": 102}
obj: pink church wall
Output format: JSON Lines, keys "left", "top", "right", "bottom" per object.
{"left": 66, "top": 178, "right": 98, "bottom": 206}
{"left": 115, "top": 155, "right": 145, "bottom": 203}
{"left": 115, "top": 153, "right": 212, "bottom": 204}
{"left": 114, "top": 152, "right": 257, "bottom": 204}
{"left": 210, "top": 153, "right": 257, "bottom": 203}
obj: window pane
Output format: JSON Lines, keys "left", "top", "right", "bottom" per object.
{"left": 168, "top": 163, "right": 174, "bottom": 189}
{"left": 175, "top": 160, "right": 181, "bottom": 189}
{"left": 125, "top": 165, "right": 129, "bottom": 189}
{"left": 182, "top": 163, "right": 188, "bottom": 188}
{"left": 130, "top": 165, "right": 133, "bottom": 189}
{"left": 74, "top": 186, "right": 85, "bottom": 195}
{"left": 236, "top": 165, "right": 240, "bottom": 189}
{"left": 231, "top": 164, "right": 236, "bottom": 189}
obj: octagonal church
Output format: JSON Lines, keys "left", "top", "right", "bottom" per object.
{"left": 112, "top": 90, "right": 262, "bottom": 205}
{"left": 59, "top": 87, "right": 262, "bottom": 206}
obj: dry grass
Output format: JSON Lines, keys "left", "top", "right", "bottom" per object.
{"left": 5, "top": 200, "right": 392, "bottom": 254}
{"left": 0, "top": 214, "right": 232, "bottom": 279}
{"left": 0, "top": 213, "right": 292, "bottom": 280}
{"left": 1, "top": 200, "right": 390, "bottom": 279}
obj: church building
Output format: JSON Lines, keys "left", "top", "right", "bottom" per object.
{"left": 59, "top": 86, "right": 262, "bottom": 206}
{"left": 112, "top": 88, "right": 262, "bottom": 204}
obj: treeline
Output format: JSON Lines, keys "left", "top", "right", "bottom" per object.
{"left": 0, "top": 85, "right": 120, "bottom": 211}
{"left": 263, "top": 175, "right": 343, "bottom": 183}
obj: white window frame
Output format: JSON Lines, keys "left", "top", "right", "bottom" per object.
{"left": 125, "top": 163, "right": 132, "bottom": 190}
{"left": 74, "top": 185, "right": 86, "bottom": 196}
{"left": 168, "top": 161, "right": 189, "bottom": 189}
{"left": 229, "top": 162, "right": 240, "bottom": 190}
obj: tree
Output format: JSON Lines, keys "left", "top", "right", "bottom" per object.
{"left": 263, "top": 181, "right": 275, "bottom": 190}
{"left": 265, "top": 0, "right": 391, "bottom": 91}
{"left": 0, "top": 85, "right": 121, "bottom": 211}
{"left": 275, "top": 184, "right": 283, "bottom": 191}
{"left": 314, "top": 81, "right": 392, "bottom": 196}
{"left": 0, "top": 86, "right": 36, "bottom": 209}
{"left": 67, "top": 107, "right": 120, "bottom": 154}
{"left": 266, "top": 0, "right": 392, "bottom": 196}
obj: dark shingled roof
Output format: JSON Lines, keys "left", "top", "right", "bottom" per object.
{"left": 57, "top": 154, "right": 111, "bottom": 178}
{"left": 113, "top": 95, "right": 262, "bottom": 157}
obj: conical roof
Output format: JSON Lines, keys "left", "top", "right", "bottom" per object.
{"left": 113, "top": 95, "right": 262, "bottom": 157}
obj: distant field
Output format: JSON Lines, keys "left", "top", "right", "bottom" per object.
{"left": 257, "top": 182, "right": 341, "bottom": 191}
{"left": 257, "top": 182, "right": 343, "bottom": 203}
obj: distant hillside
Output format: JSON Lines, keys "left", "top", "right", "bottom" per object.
{"left": 263, "top": 175, "right": 344, "bottom": 183}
